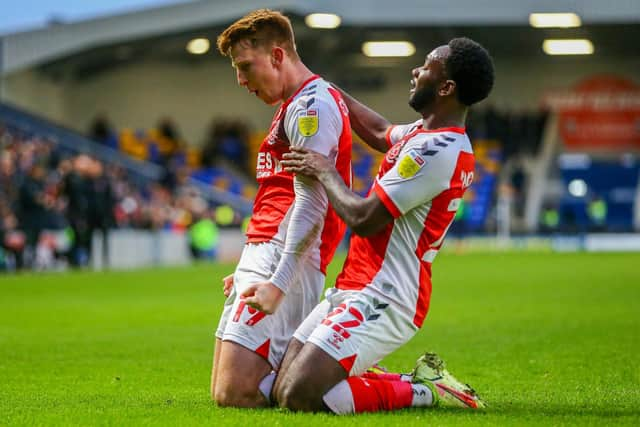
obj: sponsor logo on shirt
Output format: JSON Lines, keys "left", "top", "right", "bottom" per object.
{"left": 256, "top": 152, "right": 283, "bottom": 178}
{"left": 398, "top": 149, "right": 425, "bottom": 178}
{"left": 298, "top": 109, "right": 319, "bottom": 137}
{"left": 461, "top": 170, "right": 474, "bottom": 188}
{"left": 385, "top": 140, "right": 406, "bottom": 162}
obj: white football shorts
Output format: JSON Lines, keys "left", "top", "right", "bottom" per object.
{"left": 215, "top": 241, "right": 325, "bottom": 369}
{"left": 293, "top": 287, "right": 419, "bottom": 376}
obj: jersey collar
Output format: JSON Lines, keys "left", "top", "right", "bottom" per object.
{"left": 419, "top": 121, "right": 466, "bottom": 134}
{"left": 284, "top": 74, "right": 321, "bottom": 106}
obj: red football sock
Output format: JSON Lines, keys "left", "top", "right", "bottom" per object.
{"left": 361, "top": 371, "right": 403, "bottom": 381}
{"left": 347, "top": 377, "right": 413, "bottom": 412}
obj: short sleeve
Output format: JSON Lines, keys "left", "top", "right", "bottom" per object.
{"left": 284, "top": 93, "right": 342, "bottom": 157}
{"left": 385, "top": 119, "right": 422, "bottom": 147}
{"left": 374, "top": 137, "right": 454, "bottom": 216}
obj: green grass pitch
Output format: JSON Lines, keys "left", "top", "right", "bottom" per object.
{"left": 1, "top": 252, "right": 639, "bottom": 425}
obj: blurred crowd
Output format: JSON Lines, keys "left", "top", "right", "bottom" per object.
{"left": 466, "top": 106, "right": 549, "bottom": 224}
{"left": 467, "top": 106, "right": 548, "bottom": 161}
{"left": 1, "top": 106, "right": 553, "bottom": 271}
{"left": 89, "top": 115, "right": 253, "bottom": 182}
{"left": 0, "top": 124, "right": 240, "bottom": 272}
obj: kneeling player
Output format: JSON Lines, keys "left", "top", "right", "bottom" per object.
{"left": 243, "top": 37, "right": 495, "bottom": 413}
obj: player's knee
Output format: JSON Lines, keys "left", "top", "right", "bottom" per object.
{"left": 273, "top": 372, "right": 293, "bottom": 408}
{"left": 277, "top": 378, "right": 315, "bottom": 412}
{"left": 277, "top": 385, "right": 304, "bottom": 411}
{"left": 213, "top": 386, "right": 234, "bottom": 407}
{"left": 213, "top": 385, "right": 254, "bottom": 408}
{"left": 271, "top": 378, "right": 284, "bottom": 404}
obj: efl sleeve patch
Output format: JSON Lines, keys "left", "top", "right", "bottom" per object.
{"left": 397, "top": 149, "right": 425, "bottom": 178}
{"left": 297, "top": 109, "right": 318, "bottom": 137}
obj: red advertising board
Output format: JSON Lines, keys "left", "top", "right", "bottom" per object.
{"left": 544, "top": 75, "right": 640, "bottom": 150}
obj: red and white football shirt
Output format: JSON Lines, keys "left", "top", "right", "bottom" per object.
{"left": 335, "top": 123, "right": 474, "bottom": 327}
{"left": 246, "top": 75, "right": 352, "bottom": 275}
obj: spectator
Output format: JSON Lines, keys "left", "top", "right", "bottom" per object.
{"left": 0, "top": 209, "right": 25, "bottom": 271}
{"left": 18, "top": 164, "right": 52, "bottom": 266}
{"left": 61, "top": 155, "right": 95, "bottom": 267}
{"left": 156, "top": 117, "right": 182, "bottom": 164}
{"left": 587, "top": 195, "right": 607, "bottom": 232}
{"left": 0, "top": 151, "right": 19, "bottom": 207}
{"left": 88, "top": 115, "right": 118, "bottom": 149}
{"left": 187, "top": 210, "right": 219, "bottom": 260}
{"left": 87, "top": 158, "right": 115, "bottom": 267}
{"left": 540, "top": 204, "right": 560, "bottom": 234}
{"left": 201, "top": 119, "right": 250, "bottom": 176}
{"left": 510, "top": 157, "right": 527, "bottom": 217}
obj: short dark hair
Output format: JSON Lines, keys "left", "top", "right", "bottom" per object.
{"left": 446, "top": 37, "right": 495, "bottom": 106}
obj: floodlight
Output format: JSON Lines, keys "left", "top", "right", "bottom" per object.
{"left": 305, "top": 13, "right": 341, "bottom": 29}
{"left": 362, "top": 41, "right": 416, "bottom": 57}
{"left": 543, "top": 39, "right": 594, "bottom": 55}
{"left": 187, "top": 38, "right": 210, "bottom": 55}
{"left": 530, "top": 13, "right": 581, "bottom": 28}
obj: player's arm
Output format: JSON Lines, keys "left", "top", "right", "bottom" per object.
{"left": 283, "top": 146, "right": 393, "bottom": 236}
{"left": 243, "top": 162, "right": 328, "bottom": 315}
{"left": 269, "top": 173, "right": 328, "bottom": 290}
{"left": 331, "top": 84, "right": 391, "bottom": 153}
{"left": 242, "top": 96, "right": 339, "bottom": 313}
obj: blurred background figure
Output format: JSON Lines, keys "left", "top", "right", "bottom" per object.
{"left": 88, "top": 114, "right": 118, "bottom": 150}
{"left": 587, "top": 195, "right": 607, "bottom": 232}
{"left": 201, "top": 119, "right": 250, "bottom": 177}
{"left": 187, "top": 209, "right": 219, "bottom": 261}
{"left": 18, "top": 164, "right": 53, "bottom": 267}
{"left": 87, "top": 157, "right": 115, "bottom": 268}
{"left": 0, "top": 209, "right": 25, "bottom": 271}
{"left": 60, "top": 155, "right": 114, "bottom": 268}
{"left": 61, "top": 154, "right": 93, "bottom": 267}
{"left": 540, "top": 203, "right": 560, "bottom": 235}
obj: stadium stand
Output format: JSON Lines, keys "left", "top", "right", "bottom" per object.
{"left": 558, "top": 154, "right": 639, "bottom": 232}
{"left": 0, "top": 102, "right": 254, "bottom": 271}
{"left": 1, "top": 0, "right": 639, "bottom": 269}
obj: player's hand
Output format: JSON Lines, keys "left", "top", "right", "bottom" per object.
{"left": 222, "top": 274, "right": 234, "bottom": 297}
{"left": 240, "top": 281, "right": 284, "bottom": 314}
{"left": 282, "top": 146, "right": 332, "bottom": 178}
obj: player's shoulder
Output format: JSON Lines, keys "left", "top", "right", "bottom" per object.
{"left": 290, "top": 78, "right": 337, "bottom": 112}
{"left": 404, "top": 129, "right": 471, "bottom": 167}
{"left": 392, "top": 119, "right": 422, "bottom": 133}
{"left": 407, "top": 128, "right": 469, "bottom": 150}
{"left": 387, "top": 119, "right": 422, "bottom": 145}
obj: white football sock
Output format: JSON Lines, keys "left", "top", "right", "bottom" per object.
{"left": 322, "top": 380, "right": 355, "bottom": 414}
{"left": 258, "top": 371, "right": 276, "bottom": 405}
{"left": 411, "top": 383, "right": 434, "bottom": 407}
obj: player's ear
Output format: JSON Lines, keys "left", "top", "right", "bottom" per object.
{"left": 440, "top": 79, "right": 456, "bottom": 97}
{"left": 271, "top": 46, "right": 285, "bottom": 67}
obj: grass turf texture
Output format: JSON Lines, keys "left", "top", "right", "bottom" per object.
{"left": 1, "top": 252, "right": 639, "bottom": 426}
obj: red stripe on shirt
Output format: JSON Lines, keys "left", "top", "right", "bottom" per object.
{"left": 335, "top": 220, "right": 394, "bottom": 291}
{"left": 317, "top": 87, "right": 353, "bottom": 273}
{"left": 412, "top": 150, "right": 474, "bottom": 326}
{"left": 420, "top": 126, "right": 466, "bottom": 135}
{"left": 384, "top": 126, "right": 395, "bottom": 148}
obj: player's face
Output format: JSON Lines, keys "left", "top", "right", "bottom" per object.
{"left": 409, "top": 46, "right": 449, "bottom": 112}
{"left": 230, "top": 41, "right": 282, "bottom": 105}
